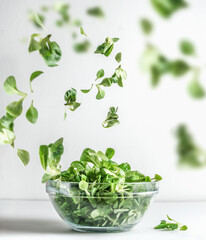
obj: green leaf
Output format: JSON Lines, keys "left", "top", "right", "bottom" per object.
{"left": 0, "top": 128, "right": 15, "bottom": 145}
{"left": 80, "top": 148, "right": 101, "bottom": 167}
{"left": 115, "top": 52, "right": 122, "bottom": 63}
{"left": 169, "top": 60, "right": 190, "bottom": 77}
{"left": 29, "top": 71, "right": 43, "bottom": 92}
{"left": 175, "top": 125, "right": 206, "bottom": 167}
{"left": 70, "top": 161, "right": 85, "bottom": 172}
{"left": 64, "top": 88, "right": 81, "bottom": 111}
{"left": 96, "top": 84, "right": 105, "bottom": 100}
{"left": 6, "top": 98, "right": 24, "bottom": 118}
{"left": 51, "top": 138, "right": 64, "bottom": 161}
{"left": 28, "top": 33, "right": 41, "bottom": 52}
{"left": 87, "top": 7, "right": 104, "bottom": 18}
{"left": 96, "top": 151, "right": 108, "bottom": 161}
{"left": 29, "top": 12, "right": 45, "bottom": 29}
{"left": 91, "top": 209, "right": 100, "bottom": 218}
{"left": 187, "top": 80, "right": 205, "bottom": 99}
{"left": 54, "top": 2, "right": 70, "bottom": 25}
{"left": 96, "top": 69, "right": 104, "bottom": 80}
{"left": 64, "top": 88, "right": 77, "bottom": 102}
{"left": 32, "top": 13, "right": 46, "bottom": 30}
{"left": 0, "top": 113, "right": 14, "bottom": 132}
{"left": 180, "top": 40, "right": 195, "bottom": 56}
{"left": 140, "top": 18, "right": 153, "bottom": 35}
{"left": 105, "top": 148, "right": 115, "bottom": 159}
{"left": 17, "top": 149, "right": 30, "bottom": 166}
{"left": 73, "top": 19, "right": 81, "bottom": 27}
{"left": 180, "top": 225, "right": 188, "bottom": 231}
{"left": 39, "top": 35, "right": 62, "bottom": 67}
{"left": 81, "top": 84, "right": 93, "bottom": 93}
{"left": 39, "top": 145, "right": 48, "bottom": 170}
{"left": 167, "top": 215, "right": 175, "bottom": 221}
{"left": 3, "top": 76, "right": 27, "bottom": 97}
{"left": 99, "top": 78, "right": 112, "bottom": 87}
{"left": 112, "top": 38, "right": 119, "bottom": 42}
{"left": 153, "top": 174, "right": 162, "bottom": 181}
{"left": 150, "top": 0, "right": 188, "bottom": 18}
{"left": 155, "top": 215, "right": 187, "bottom": 231}
{"left": 41, "top": 173, "right": 53, "bottom": 183}
{"left": 94, "top": 37, "right": 119, "bottom": 57}
{"left": 102, "top": 107, "right": 120, "bottom": 128}
{"left": 73, "top": 40, "right": 91, "bottom": 53}
{"left": 79, "top": 180, "right": 88, "bottom": 191}
{"left": 118, "top": 163, "right": 131, "bottom": 172}
{"left": 26, "top": 100, "right": 38, "bottom": 124}
{"left": 80, "top": 26, "right": 87, "bottom": 37}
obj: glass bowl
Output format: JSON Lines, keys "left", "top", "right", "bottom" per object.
{"left": 46, "top": 181, "right": 159, "bottom": 232}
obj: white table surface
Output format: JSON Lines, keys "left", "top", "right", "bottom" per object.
{"left": 0, "top": 200, "right": 205, "bottom": 240}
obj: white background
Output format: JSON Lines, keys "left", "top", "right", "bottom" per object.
{"left": 0, "top": 0, "right": 206, "bottom": 201}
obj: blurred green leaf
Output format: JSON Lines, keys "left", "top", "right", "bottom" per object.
{"left": 140, "top": 18, "right": 153, "bottom": 35}
{"left": 115, "top": 52, "right": 122, "bottom": 63}
{"left": 150, "top": 0, "right": 188, "bottom": 18}
{"left": 73, "top": 40, "right": 91, "bottom": 53}
{"left": 169, "top": 60, "right": 190, "bottom": 77}
{"left": 29, "top": 12, "right": 45, "bottom": 29}
{"left": 180, "top": 40, "right": 195, "bottom": 56}
{"left": 87, "top": 7, "right": 104, "bottom": 18}
{"left": 54, "top": 2, "right": 70, "bottom": 26}
{"left": 187, "top": 80, "right": 205, "bottom": 99}
{"left": 175, "top": 125, "right": 206, "bottom": 167}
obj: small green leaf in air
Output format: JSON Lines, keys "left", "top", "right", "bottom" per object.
{"left": 80, "top": 26, "right": 87, "bottom": 37}
{"left": 140, "top": 18, "right": 153, "bottom": 35}
{"left": 87, "top": 7, "right": 104, "bottom": 18}
{"left": 6, "top": 98, "right": 24, "bottom": 118}
{"left": 180, "top": 40, "right": 195, "bottom": 56}
{"left": 29, "top": 71, "right": 44, "bottom": 92}
{"left": 26, "top": 100, "right": 38, "bottom": 124}
{"left": 115, "top": 52, "right": 122, "bottom": 63}
{"left": 81, "top": 84, "right": 93, "bottom": 93}
{"left": 3, "top": 76, "right": 27, "bottom": 97}
{"left": 96, "top": 69, "right": 104, "bottom": 80}
{"left": 17, "top": 149, "right": 30, "bottom": 166}
{"left": 96, "top": 85, "right": 105, "bottom": 100}
{"left": 102, "top": 107, "right": 120, "bottom": 128}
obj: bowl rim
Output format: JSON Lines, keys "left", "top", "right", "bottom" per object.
{"left": 46, "top": 180, "right": 159, "bottom": 197}
{"left": 46, "top": 180, "right": 160, "bottom": 185}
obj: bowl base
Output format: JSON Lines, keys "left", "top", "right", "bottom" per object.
{"left": 72, "top": 225, "right": 133, "bottom": 233}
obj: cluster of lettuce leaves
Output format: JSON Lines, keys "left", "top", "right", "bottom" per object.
{"left": 64, "top": 37, "right": 125, "bottom": 129}
{"left": 154, "top": 215, "right": 187, "bottom": 231}
{"left": 0, "top": 72, "right": 44, "bottom": 165}
{"left": 28, "top": 3, "right": 105, "bottom": 54}
{"left": 40, "top": 138, "right": 162, "bottom": 228}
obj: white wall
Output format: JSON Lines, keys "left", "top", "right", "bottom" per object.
{"left": 0, "top": 0, "right": 206, "bottom": 201}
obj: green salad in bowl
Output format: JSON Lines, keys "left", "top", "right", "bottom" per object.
{"left": 40, "top": 138, "right": 161, "bottom": 232}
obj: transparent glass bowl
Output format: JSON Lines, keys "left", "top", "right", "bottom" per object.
{"left": 46, "top": 181, "right": 159, "bottom": 232}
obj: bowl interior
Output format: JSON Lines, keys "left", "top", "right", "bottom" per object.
{"left": 47, "top": 181, "right": 159, "bottom": 232}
